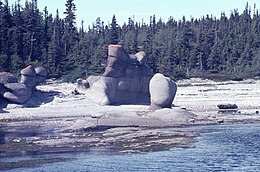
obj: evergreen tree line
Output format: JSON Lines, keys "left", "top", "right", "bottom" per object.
{"left": 0, "top": 0, "right": 259, "bottom": 81}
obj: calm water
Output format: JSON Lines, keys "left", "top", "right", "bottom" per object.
{"left": 2, "top": 124, "right": 260, "bottom": 172}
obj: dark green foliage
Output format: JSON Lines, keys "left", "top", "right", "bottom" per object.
{"left": 109, "top": 15, "right": 119, "bottom": 44}
{"left": 0, "top": 1, "right": 259, "bottom": 81}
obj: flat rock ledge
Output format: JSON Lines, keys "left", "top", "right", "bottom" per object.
{"left": 0, "top": 120, "right": 199, "bottom": 157}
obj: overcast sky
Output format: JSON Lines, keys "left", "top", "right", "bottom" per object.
{"left": 8, "top": 0, "right": 259, "bottom": 28}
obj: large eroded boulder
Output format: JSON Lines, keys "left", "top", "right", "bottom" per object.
{"left": 103, "top": 44, "right": 130, "bottom": 78}
{"left": 0, "top": 72, "right": 19, "bottom": 102}
{"left": 0, "top": 72, "right": 18, "bottom": 84}
{"left": 35, "top": 67, "right": 48, "bottom": 85}
{"left": 79, "top": 44, "right": 153, "bottom": 105}
{"left": 149, "top": 73, "right": 177, "bottom": 110}
{"left": 85, "top": 76, "right": 118, "bottom": 105}
{"left": 1, "top": 66, "right": 47, "bottom": 104}
{"left": 3, "top": 83, "right": 31, "bottom": 104}
{"left": 20, "top": 65, "right": 36, "bottom": 89}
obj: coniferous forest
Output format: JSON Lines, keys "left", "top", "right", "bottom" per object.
{"left": 0, "top": 0, "right": 259, "bottom": 81}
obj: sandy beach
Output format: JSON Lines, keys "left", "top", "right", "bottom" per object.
{"left": 0, "top": 78, "right": 260, "bottom": 157}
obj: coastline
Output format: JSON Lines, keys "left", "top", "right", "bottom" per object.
{"left": 0, "top": 78, "right": 260, "bottom": 159}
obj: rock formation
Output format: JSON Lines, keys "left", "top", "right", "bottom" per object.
{"left": 20, "top": 65, "right": 37, "bottom": 89}
{"left": 2, "top": 83, "right": 31, "bottom": 104}
{"left": 0, "top": 72, "right": 18, "bottom": 84}
{"left": 0, "top": 66, "right": 47, "bottom": 104}
{"left": 77, "top": 44, "right": 153, "bottom": 105}
{"left": 35, "top": 67, "right": 48, "bottom": 85}
{"left": 149, "top": 73, "right": 177, "bottom": 110}
{"left": 76, "top": 78, "right": 90, "bottom": 93}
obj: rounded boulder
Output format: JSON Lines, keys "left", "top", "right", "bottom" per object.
{"left": 0, "top": 72, "right": 18, "bottom": 84}
{"left": 3, "top": 83, "right": 31, "bottom": 103}
{"left": 20, "top": 65, "right": 36, "bottom": 89}
{"left": 20, "top": 65, "right": 36, "bottom": 77}
{"left": 149, "top": 73, "right": 177, "bottom": 110}
{"left": 35, "top": 67, "right": 48, "bottom": 84}
{"left": 135, "top": 51, "right": 147, "bottom": 65}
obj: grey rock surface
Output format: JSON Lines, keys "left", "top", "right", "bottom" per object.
{"left": 20, "top": 65, "right": 36, "bottom": 89}
{"left": 35, "top": 67, "right": 48, "bottom": 84}
{"left": 1, "top": 66, "right": 47, "bottom": 104}
{"left": 149, "top": 73, "right": 177, "bottom": 110}
{"left": 79, "top": 44, "right": 154, "bottom": 105}
{"left": 0, "top": 72, "right": 18, "bottom": 84}
{"left": 3, "top": 83, "right": 31, "bottom": 103}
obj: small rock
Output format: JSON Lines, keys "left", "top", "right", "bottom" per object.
{"left": 13, "top": 138, "right": 21, "bottom": 143}
{"left": 217, "top": 103, "right": 238, "bottom": 109}
{"left": 76, "top": 78, "right": 90, "bottom": 92}
{"left": 5, "top": 103, "right": 24, "bottom": 109}
{"left": 217, "top": 119, "right": 224, "bottom": 123}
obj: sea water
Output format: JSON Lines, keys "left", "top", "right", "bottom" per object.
{"left": 2, "top": 124, "right": 260, "bottom": 172}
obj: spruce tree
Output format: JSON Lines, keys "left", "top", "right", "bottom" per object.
{"left": 109, "top": 15, "right": 119, "bottom": 44}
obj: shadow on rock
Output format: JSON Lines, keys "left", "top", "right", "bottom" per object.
{"left": 23, "top": 89, "right": 61, "bottom": 108}
{"left": 0, "top": 97, "right": 9, "bottom": 113}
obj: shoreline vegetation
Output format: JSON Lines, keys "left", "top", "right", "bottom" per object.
{"left": 0, "top": 1, "right": 259, "bottom": 82}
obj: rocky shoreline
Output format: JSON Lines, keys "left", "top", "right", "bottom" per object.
{"left": 0, "top": 78, "right": 260, "bottom": 161}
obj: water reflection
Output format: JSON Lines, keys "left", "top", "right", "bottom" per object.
{"left": 2, "top": 124, "right": 260, "bottom": 171}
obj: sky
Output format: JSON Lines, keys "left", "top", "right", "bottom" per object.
{"left": 8, "top": 0, "right": 259, "bottom": 28}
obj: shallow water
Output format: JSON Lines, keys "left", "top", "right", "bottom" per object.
{"left": 2, "top": 124, "right": 260, "bottom": 171}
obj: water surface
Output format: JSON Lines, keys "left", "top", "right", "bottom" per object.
{"left": 2, "top": 124, "right": 260, "bottom": 171}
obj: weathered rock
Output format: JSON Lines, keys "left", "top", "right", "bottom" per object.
{"left": 0, "top": 72, "right": 18, "bottom": 84}
{"left": 103, "top": 44, "right": 131, "bottom": 78}
{"left": 135, "top": 51, "right": 147, "bottom": 65}
{"left": 79, "top": 44, "right": 154, "bottom": 105}
{"left": 0, "top": 83, "right": 8, "bottom": 95}
{"left": 20, "top": 65, "right": 36, "bottom": 76}
{"left": 149, "top": 73, "right": 177, "bottom": 110}
{"left": 217, "top": 103, "right": 238, "bottom": 109}
{"left": 86, "top": 76, "right": 152, "bottom": 105}
{"left": 87, "top": 76, "right": 100, "bottom": 87}
{"left": 85, "top": 76, "right": 117, "bottom": 105}
{"left": 3, "top": 83, "right": 31, "bottom": 103}
{"left": 35, "top": 67, "right": 48, "bottom": 77}
{"left": 35, "top": 67, "right": 48, "bottom": 84}
{"left": 147, "top": 108, "right": 196, "bottom": 124}
{"left": 76, "top": 78, "right": 90, "bottom": 93}
{"left": 20, "top": 65, "right": 36, "bottom": 89}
